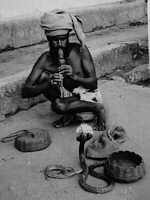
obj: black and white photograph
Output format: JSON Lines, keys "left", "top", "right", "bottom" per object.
{"left": 0, "top": 0, "right": 149, "bottom": 199}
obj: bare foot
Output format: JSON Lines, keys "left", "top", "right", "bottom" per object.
{"left": 52, "top": 115, "right": 75, "bottom": 128}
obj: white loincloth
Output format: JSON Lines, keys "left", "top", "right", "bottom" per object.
{"left": 73, "top": 86, "right": 103, "bottom": 104}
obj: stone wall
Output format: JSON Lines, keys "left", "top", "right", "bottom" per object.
{"left": 0, "top": 0, "right": 147, "bottom": 52}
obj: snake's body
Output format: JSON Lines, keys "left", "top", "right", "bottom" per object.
{"left": 77, "top": 135, "right": 114, "bottom": 194}
{"left": 44, "top": 133, "right": 114, "bottom": 194}
{"left": 0, "top": 127, "right": 114, "bottom": 193}
{"left": 54, "top": 50, "right": 114, "bottom": 193}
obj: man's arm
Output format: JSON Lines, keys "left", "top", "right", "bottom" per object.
{"left": 71, "top": 45, "right": 97, "bottom": 90}
{"left": 22, "top": 53, "right": 50, "bottom": 98}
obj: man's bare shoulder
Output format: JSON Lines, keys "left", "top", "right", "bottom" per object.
{"left": 68, "top": 43, "right": 90, "bottom": 56}
{"left": 34, "top": 51, "right": 50, "bottom": 69}
{"left": 68, "top": 43, "right": 81, "bottom": 54}
{"left": 38, "top": 51, "right": 50, "bottom": 62}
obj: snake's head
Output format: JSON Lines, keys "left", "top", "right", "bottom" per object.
{"left": 76, "top": 123, "right": 94, "bottom": 142}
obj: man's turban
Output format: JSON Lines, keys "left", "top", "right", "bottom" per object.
{"left": 40, "top": 10, "right": 86, "bottom": 46}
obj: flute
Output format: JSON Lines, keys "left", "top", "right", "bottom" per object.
{"left": 57, "top": 48, "right": 72, "bottom": 98}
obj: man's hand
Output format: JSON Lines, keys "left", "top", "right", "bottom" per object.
{"left": 52, "top": 73, "right": 63, "bottom": 84}
{"left": 59, "top": 65, "right": 73, "bottom": 76}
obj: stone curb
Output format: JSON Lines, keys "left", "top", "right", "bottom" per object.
{"left": 0, "top": 70, "right": 46, "bottom": 121}
{"left": 124, "top": 64, "right": 150, "bottom": 83}
{"left": 0, "top": 0, "right": 147, "bottom": 52}
{"left": 93, "top": 41, "right": 148, "bottom": 78}
{"left": 0, "top": 39, "right": 147, "bottom": 121}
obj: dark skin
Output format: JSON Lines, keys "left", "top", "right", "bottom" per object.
{"left": 22, "top": 31, "right": 106, "bottom": 130}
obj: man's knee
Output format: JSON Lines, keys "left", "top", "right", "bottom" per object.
{"left": 43, "top": 85, "right": 60, "bottom": 102}
{"left": 96, "top": 103, "right": 105, "bottom": 112}
{"left": 51, "top": 99, "right": 67, "bottom": 114}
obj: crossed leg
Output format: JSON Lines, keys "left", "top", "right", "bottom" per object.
{"left": 43, "top": 86, "right": 106, "bottom": 130}
{"left": 43, "top": 87, "right": 78, "bottom": 128}
{"left": 51, "top": 97, "right": 106, "bottom": 131}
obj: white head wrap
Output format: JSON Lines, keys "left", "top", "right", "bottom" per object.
{"left": 40, "top": 9, "right": 86, "bottom": 47}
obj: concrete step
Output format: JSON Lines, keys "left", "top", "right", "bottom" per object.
{"left": 0, "top": 25, "right": 148, "bottom": 79}
{"left": 123, "top": 64, "right": 150, "bottom": 84}
{"left": 86, "top": 25, "right": 148, "bottom": 78}
{"left": 0, "top": 25, "right": 148, "bottom": 121}
{"left": 103, "top": 63, "right": 150, "bottom": 84}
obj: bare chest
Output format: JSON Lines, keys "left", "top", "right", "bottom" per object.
{"left": 43, "top": 54, "right": 84, "bottom": 76}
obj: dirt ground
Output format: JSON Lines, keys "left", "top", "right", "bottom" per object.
{"left": 0, "top": 79, "right": 150, "bottom": 200}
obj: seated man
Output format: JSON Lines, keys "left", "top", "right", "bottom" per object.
{"left": 22, "top": 10, "right": 106, "bottom": 130}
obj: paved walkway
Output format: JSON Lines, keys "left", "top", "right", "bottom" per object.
{"left": 0, "top": 79, "right": 149, "bottom": 200}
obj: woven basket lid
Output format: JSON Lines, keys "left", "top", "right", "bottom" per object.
{"left": 14, "top": 128, "right": 51, "bottom": 152}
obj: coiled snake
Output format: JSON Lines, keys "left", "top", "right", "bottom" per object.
{"left": 76, "top": 131, "right": 115, "bottom": 194}
{"left": 44, "top": 124, "right": 115, "bottom": 194}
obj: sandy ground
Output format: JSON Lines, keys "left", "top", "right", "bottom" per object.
{"left": 0, "top": 79, "right": 149, "bottom": 200}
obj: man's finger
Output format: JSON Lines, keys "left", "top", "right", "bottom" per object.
{"left": 60, "top": 65, "right": 71, "bottom": 70}
{"left": 60, "top": 69, "right": 70, "bottom": 73}
{"left": 54, "top": 76, "right": 63, "bottom": 80}
{"left": 53, "top": 74, "right": 63, "bottom": 78}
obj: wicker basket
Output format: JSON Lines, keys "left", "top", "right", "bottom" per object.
{"left": 15, "top": 128, "right": 51, "bottom": 152}
{"left": 105, "top": 151, "right": 146, "bottom": 183}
